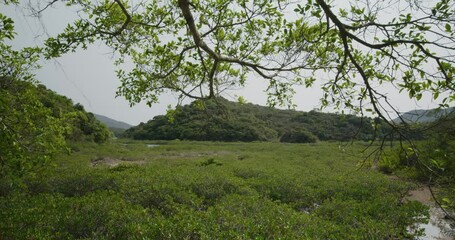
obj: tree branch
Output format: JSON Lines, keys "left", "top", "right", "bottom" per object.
{"left": 112, "top": 0, "right": 132, "bottom": 36}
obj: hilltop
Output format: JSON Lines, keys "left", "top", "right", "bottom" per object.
{"left": 394, "top": 107, "right": 455, "bottom": 123}
{"left": 94, "top": 113, "right": 132, "bottom": 137}
{"left": 94, "top": 114, "right": 132, "bottom": 130}
{"left": 125, "top": 98, "right": 389, "bottom": 142}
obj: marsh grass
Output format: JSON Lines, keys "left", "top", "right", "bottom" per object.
{"left": 0, "top": 140, "right": 428, "bottom": 239}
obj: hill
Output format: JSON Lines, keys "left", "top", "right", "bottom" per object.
{"left": 94, "top": 114, "right": 132, "bottom": 130}
{"left": 94, "top": 114, "right": 132, "bottom": 138}
{"left": 125, "top": 98, "right": 390, "bottom": 142}
{"left": 34, "top": 84, "right": 112, "bottom": 143}
{"left": 394, "top": 107, "right": 455, "bottom": 123}
{"left": 1, "top": 77, "right": 111, "bottom": 178}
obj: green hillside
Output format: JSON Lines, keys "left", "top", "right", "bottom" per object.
{"left": 1, "top": 77, "right": 112, "bottom": 178}
{"left": 125, "top": 98, "right": 389, "bottom": 142}
{"left": 35, "top": 84, "right": 112, "bottom": 143}
{"left": 2, "top": 78, "right": 111, "bottom": 144}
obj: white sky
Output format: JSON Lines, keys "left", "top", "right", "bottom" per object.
{"left": 1, "top": 2, "right": 446, "bottom": 125}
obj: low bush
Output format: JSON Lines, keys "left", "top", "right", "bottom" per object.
{"left": 280, "top": 128, "right": 319, "bottom": 143}
{"left": 0, "top": 140, "right": 430, "bottom": 239}
{"left": 0, "top": 192, "right": 154, "bottom": 239}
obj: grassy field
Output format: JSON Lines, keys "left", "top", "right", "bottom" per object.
{"left": 0, "top": 140, "right": 428, "bottom": 239}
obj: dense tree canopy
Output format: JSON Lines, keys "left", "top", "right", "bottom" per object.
{"left": 0, "top": 76, "right": 111, "bottom": 178}
{"left": 29, "top": 0, "right": 454, "bottom": 122}
{"left": 124, "top": 98, "right": 387, "bottom": 142}
{"left": 0, "top": 8, "right": 64, "bottom": 178}
{"left": 0, "top": 77, "right": 67, "bottom": 178}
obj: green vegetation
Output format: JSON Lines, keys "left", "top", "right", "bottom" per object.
{"left": 0, "top": 140, "right": 429, "bottom": 239}
{"left": 125, "top": 98, "right": 387, "bottom": 142}
{"left": 36, "top": 85, "right": 111, "bottom": 144}
{"left": 0, "top": 10, "right": 111, "bottom": 180}
{"left": 94, "top": 113, "right": 132, "bottom": 138}
{"left": 0, "top": 78, "right": 111, "bottom": 178}
{"left": 0, "top": 76, "right": 111, "bottom": 185}
{"left": 1, "top": 1, "right": 454, "bottom": 238}
{"left": 40, "top": 0, "right": 455, "bottom": 121}
{"left": 0, "top": 77, "right": 67, "bottom": 179}
{"left": 379, "top": 112, "right": 455, "bottom": 213}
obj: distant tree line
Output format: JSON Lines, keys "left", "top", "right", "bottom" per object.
{"left": 124, "top": 98, "right": 392, "bottom": 143}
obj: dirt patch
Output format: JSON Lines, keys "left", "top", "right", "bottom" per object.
{"left": 405, "top": 186, "right": 434, "bottom": 206}
{"left": 91, "top": 151, "right": 232, "bottom": 167}
{"left": 385, "top": 175, "right": 434, "bottom": 206}
{"left": 158, "top": 151, "right": 232, "bottom": 159}
{"left": 91, "top": 157, "right": 145, "bottom": 167}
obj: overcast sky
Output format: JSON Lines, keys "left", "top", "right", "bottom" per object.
{"left": 2, "top": 2, "right": 446, "bottom": 125}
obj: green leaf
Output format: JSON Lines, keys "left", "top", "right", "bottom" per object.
{"left": 434, "top": 92, "right": 439, "bottom": 100}
{"left": 416, "top": 93, "right": 422, "bottom": 101}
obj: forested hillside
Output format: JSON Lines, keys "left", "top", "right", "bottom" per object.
{"left": 1, "top": 77, "right": 111, "bottom": 144}
{"left": 34, "top": 83, "right": 112, "bottom": 143}
{"left": 125, "top": 98, "right": 389, "bottom": 142}
{"left": 0, "top": 77, "right": 111, "bottom": 178}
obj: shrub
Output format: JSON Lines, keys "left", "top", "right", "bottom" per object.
{"left": 280, "top": 128, "right": 319, "bottom": 143}
{"left": 0, "top": 192, "right": 154, "bottom": 239}
{"left": 190, "top": 174, "right": 241, "bottom": 206}
{"left": 48, "top": 171, "right": 118, "bottom": 197}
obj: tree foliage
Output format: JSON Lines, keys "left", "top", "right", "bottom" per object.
{"left": 280, "top": 128, "right": 318, "bottom": 143}
{"left": 0, "top": 8, "right": 111, "bottom": 178}
{"left": 6, "top": 0, "right": 455, "bottom": 178}
{"left": 0, "top": 77, "right": 112, "bottom": 178}
{"left": 37, "top": 88, "right": 112, "bottom": 144}
{"left": 35, "top": 0, "right": 454, "bottom": 122}
{"left": 0, "top": 10, "right": 65, "bottom": 178}
{"left": 0, "top": 77, "right": 67, "bottom": 178}
{"left": 410, "top": 112, "right": 455, "bottom": 181}
{"left": 124, "top": 98, "right": 388, "bottom": 142}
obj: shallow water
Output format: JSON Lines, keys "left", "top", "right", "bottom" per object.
{"left": 417, "top": 206, "right": 455, "bottom": 240}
